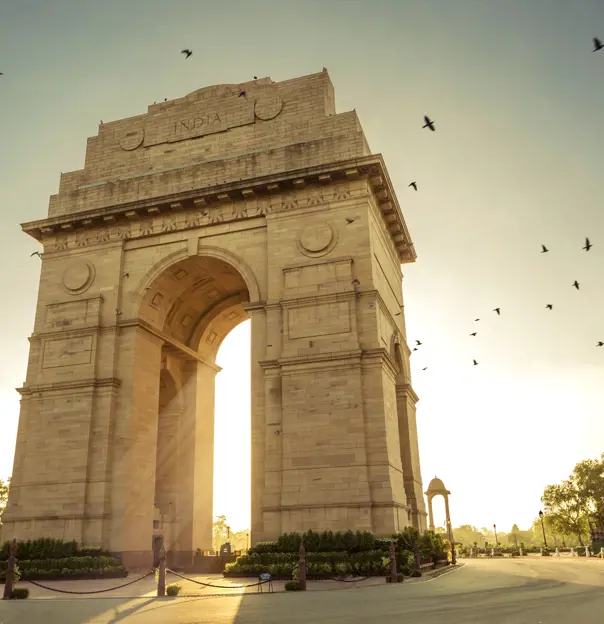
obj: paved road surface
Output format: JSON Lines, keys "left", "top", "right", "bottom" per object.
{"left": 1, "top": 557, "right": 603, "bottom": 623}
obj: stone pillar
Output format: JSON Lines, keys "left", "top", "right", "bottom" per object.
{"left": 109, "top": 327, "right": 164, "bottom": 569}
{"left": 171, "top": 359, "right": 218, "bottom": 566}
{"left": 444, "top": 497, "right": 453, "bottom": 543}
{"left": 246, "top": 304, "right": 269, "bottom": 544}
{"left": 396, "top": 383, "right": 427, "bottom": 530}
{"left": 427, "top": 496, "right": 435, "bottom": 531}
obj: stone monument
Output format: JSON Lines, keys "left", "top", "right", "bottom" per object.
{"left": 2, "top": 69, "right": 427, "bottom": 568}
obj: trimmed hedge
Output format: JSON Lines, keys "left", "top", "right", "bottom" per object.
{"left": 1, "top": 538, "right": 112, "bottom": 562}
{"left": 0, "top": 556, "right": 127, "bottom": 583}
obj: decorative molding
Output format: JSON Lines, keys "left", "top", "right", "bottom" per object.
{"left": 23, "top": 156, "right": 416, "bottom": 263}
{"left": 17, "top": 377, "right": 121, "bottom": 396}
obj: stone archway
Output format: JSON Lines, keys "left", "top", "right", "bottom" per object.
{"left": 4, "top": 69, "right": 428, "bottom": 569}
{"left": 425, "top": 477, "right": 454, "bottom": 543}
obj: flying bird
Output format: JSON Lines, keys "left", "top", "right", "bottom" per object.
{"left": 541, "top": 244, "right": 549, "bottom": 253}
{"left": 597, "top": 341, "right": 604, "bottom": 347}
{"left": 546, "top": 304, "right": 553, "bottom": 310}
{"left": 474, "top": 318, "right": 480, "bottom": 322}
{"left": 239, "top": 90, "right": 246, "bottom": 97}
{"left": 415, "top": 340, "right": 423, "bottom": 346}
{"left": 346, "top": 217, "right": 355, "bottom": 224}
{"left": 409, "top": 182, "right": 418, "bottom": 191}
{"left": 422, "top": 115, "right": 435, "bottom": 131}
{"left": 470, "top": 332, "right": 477, "bottom": 336}
{"left": 115, "top": 309, "right": 123, "bottom": 316}
{"left": 583, "top": 237, "right": 592, "bottom": 251}
{"left": 181, "top": 49, "right": 192, "bottom": 58}
{"left": 593, "top": 37, "right": 603, "bottom": 52}
{"left": 573, "top": 280, "right": 580, "bottom": 290}
{"left": 422, "top": 367, "right": 428, "bottom": 371}
{"left": 254, "top": 76, "right": 258, "bottom": 79}
{"left": 123, "top": 272, "right": 129, "bottom": 278}
{"left": 472, "top": 359, "right": 479, "bottom": 366}
{"left": 412, "top": 347, "right": 418, "bottom": 352}
{"left": 30, "top": 251, "right": 42, "bottom": 258}
{"left": 493, "top": 308, "right": 501, "bottom": 315}
{"left": 395, "top": 312, "right": 401, "bottom": 316}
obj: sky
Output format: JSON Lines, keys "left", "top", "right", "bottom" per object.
{"left": 1, "top": 0, "right": 603, "bottom": 535}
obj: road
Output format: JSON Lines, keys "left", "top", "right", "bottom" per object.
{"left": 0, "top": 557, "right": 603, "bottom": 623}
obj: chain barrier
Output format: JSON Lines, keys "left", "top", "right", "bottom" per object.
{"left": 166, "top": 568, "right": 271, "bottom": 590}
{"left": 14, "top": 569, "right": 156, "bottom": 595}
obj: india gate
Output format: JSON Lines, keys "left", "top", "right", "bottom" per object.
{"left": 2, "top": 69, "right": 427, "bottom": 567}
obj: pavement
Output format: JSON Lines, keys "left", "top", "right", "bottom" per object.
{"left": 0, "top": 556, "right": 602, "bottom": 623}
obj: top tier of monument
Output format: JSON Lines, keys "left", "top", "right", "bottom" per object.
{"left": 49, "top": 69, "right": 373, "bottom": 218}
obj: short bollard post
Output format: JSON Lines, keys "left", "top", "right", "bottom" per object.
{"left": 556, "top": 548, "right": 560, "bottom": 557}
{"left": 470, "top": 547, "right": 474, "bottom": 559}
{"left": 157, "top": 538, "right": 166, "bottom": 597}
{"left": 570, "top": 547, "right": 575, "bottom": 557}
{"left": 389, "top": 541, "right": 398, "bottom": 583}
{"left": 600, "top": 547, "right": 604, "bottom": 559}
{"left": 585, "top": 546, "right": 590, "bottom": 558}
{"left": 539, "top": 548, "right": 543, "bottom": 556}
{"left": 491, "top": 548, "right": 494, "bottom": 557}
{"left": 298, "top": 540, "right": 306, "bottom": 591}
{"left": 2, "top": 538, "right": 18, "bottom": 600}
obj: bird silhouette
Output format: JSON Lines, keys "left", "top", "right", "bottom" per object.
{"left": 0, "top": 72, "right": 3, "bottom": 76}
{"left": 546, "top": 304, "right": 553, "bottom": 310}
{"left": 115, "top": 309, "right": 123, "bottom": 316}
{"left": 493, "top": 308, "right": 501, "bottom": 315}
{"left": 395, "top": 312, "right": 401, "bottom": 316}
{"left": 573, "top": 281, "right": 580, "bottom": 290}
{"left": 409, "top": 182, "right": 418, "bottom": 191}
{"left": 123, "top": 272, "right": 129, "bottom": 278}
{"left": 422, "top": 367, "right": 428, "bottom": 371}
{"left": 30, "top": 251, "right": 42, "bottom": 258}
{"left": 412, "top": 347, "right": 418, "bottom": 352}
{"left": 254, "top": 76, "right": 258, "bottom": 79}
{"left": 472, "top": 359, "right": 479, "bottom": 366}
{"left": 346, "top": 217, "right": 355, "bottom": 224}
{"left": 470, "top": 332, "right": 477, "bottom": 336}
{"left": 416, "top": 340, "right": 423, "bottom": 346}
{"left": 181, "top": 49, "right": 192, "bottom": 58}
{"left": 239, "top": 90, "right": 246, "bottom": 97}
{"left": 597, "top": 341, "right": 604, "bottom": 347}
{"left": 593, "top": 37, "right": 603, "bottom": 52}
{"left": 541, "top": 244, "right": 549, "bottom": 253}
{"left": 422, "top": 115, "right": 435, "bottom": 131}
{"left": 474, "top": 318, "right": 480, "bottom": 322}
{"left": 583, "top": 237, "right": 592, "bottom": 251}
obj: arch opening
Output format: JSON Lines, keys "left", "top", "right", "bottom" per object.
{"left": 140, "top": 254, "right": 252, "bottom": 565}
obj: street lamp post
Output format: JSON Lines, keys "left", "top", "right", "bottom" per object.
{"left": 539, "top": 510, "right": 548, "bottom": 549}
{"left": 493, "top": 524, "right": 499, "bottom": 547}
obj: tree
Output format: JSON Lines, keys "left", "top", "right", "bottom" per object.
{"left": 541, "top": 481, "right": 589, "bottom": 546}
{"left": 212, "top": 515, "right": 230, "bottom": 551}
{"left": 572, "top": 453, "right": 604, "bottom": 528}
{"left": 0, "top": 478, "right": 10, "bottom": 526}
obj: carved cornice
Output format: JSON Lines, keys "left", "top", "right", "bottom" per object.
{"left": 22, "top": 155, "right": 416, "bottom": 264}
{"left": 17, "top": 377, "right": 121, "bottom": 396}
{"left": 396, "top": 383, "right": 420, "bottom": 404}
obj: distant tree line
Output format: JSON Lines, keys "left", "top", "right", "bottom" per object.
{"left": 450, "top": 453, "right": 604, "bottom": 549}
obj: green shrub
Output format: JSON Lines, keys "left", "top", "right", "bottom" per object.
{"left": 166, "top": 584, "right": 181, "bottom": 596}
{"left": 1, "top": 539, "right": 111, "bottom": 562}
{"left": 397, "top": 572, "right": 404, "bottom": 583}
{"left": 285, "top": 580, "right": 303, "bottom": 591}
{"left": 9, "top": 587, "right": 29, "bottom": 599}
{"left": 541, "top": 549, "right": 551, "bottom": 557}
{"left": 0, "top": 556, "right": 127, "bottom": 582}
{"left": 410, "top": 569, "right": 422, "bottom": 578}
{"left": 400, "top": 565, "right": 411, "bottom": 576}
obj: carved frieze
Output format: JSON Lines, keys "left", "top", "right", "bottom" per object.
{"left": 44, "top": 179, "right": 367, "bottom": 253}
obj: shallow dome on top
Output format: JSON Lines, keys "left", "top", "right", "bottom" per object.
{"left": 426, "top": 477, "right": 450, "bottom": 494}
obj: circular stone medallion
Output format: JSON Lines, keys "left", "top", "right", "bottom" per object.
{"left": 254, "top": 95, "right": 284, "bottom": 121}
{"left": 298, "top": 223, "right": 336, "bottom": 257}
{"left": 62, "top": 261, "right": 95, "bottom": 294}
{"left": 119, "top": 129, "right": 145, "bottom": 151}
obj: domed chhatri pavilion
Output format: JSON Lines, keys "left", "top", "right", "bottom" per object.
{"left": 425, "top": 477, "right": 453, "bottom": 542}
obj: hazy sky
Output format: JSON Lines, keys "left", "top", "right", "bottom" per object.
{"left": 1, "top": 0, "right": 603, "bottom": 535}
